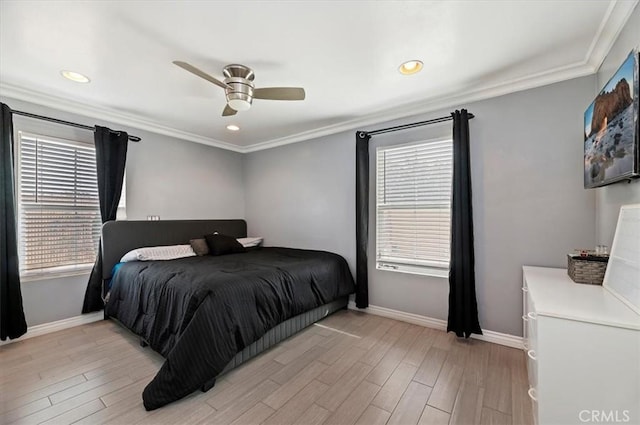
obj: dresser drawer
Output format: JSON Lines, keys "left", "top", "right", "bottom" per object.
{"left": 528, "top": 387, "right": 539, "bottom": 425}
{"left": 525, "top": 306, "right": 538, "bottom": 393}
{"left": 523, "top": 283, "right": 539, "bottom": 423}
{"left": 526, "top": 310, "right": 537, "bottom": 351}
{"left": 526, "top": 344, "right": 538, "bottom": 396}
{"left": 522, "top": 283, "right": 529, "bottom": 346}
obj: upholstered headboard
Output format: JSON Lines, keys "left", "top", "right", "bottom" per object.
{"left": 101, "top": 219, "right": 247, "bottom": 280}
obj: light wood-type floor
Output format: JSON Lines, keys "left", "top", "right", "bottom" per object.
{"left": 0, "top": 310, "right": 533, "bottom": 425}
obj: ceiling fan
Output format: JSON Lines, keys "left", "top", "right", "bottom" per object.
{"left": 173, "top": 61, "right": 306, "bottom": 116}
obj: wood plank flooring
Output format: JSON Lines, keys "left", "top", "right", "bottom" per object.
{"left": 0, "top": 311, "right": 533, "bottom": 425}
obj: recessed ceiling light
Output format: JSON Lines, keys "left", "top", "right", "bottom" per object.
{"left": 398, "top": 60, "right": 423, "bottom": 75}
{"left": 226, "top": 124, "right": 240, "bottom": 131}
{"left": 61, "top": 70, "right": 90, "bottom": 83}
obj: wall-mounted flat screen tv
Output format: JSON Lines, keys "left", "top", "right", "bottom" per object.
{"left": 584, "top": 49, "right": 639, "bottom": 189}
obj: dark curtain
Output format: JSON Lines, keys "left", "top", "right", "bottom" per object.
{"left": 0, "top": 103, "right": 27, "bottom": 340}
{"left": 447, "top": 109, "right": 482, "bottom": 338}
{"left": 82, "top": 126, "right": 128, "bottom": 313}
{"left": 355, "top": 131, "right": 370, "bottom": 308}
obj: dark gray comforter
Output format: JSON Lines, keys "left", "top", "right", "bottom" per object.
{"left": 105, "top": 247, "right": 355, "bottom": 410}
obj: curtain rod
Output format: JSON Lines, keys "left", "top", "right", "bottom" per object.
{"left": 11, "top": 110, "right": 141, "bottom": 142}
{"left": 360, "top": 113, "right": 475, "bottom": 137}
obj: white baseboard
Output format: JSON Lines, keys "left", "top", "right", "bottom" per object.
{"left": 0, "top": 312, "right": 103, "bottom": 346}
{"left": 348, "top": 301, "right": 523, "bottom": 350}
{"left": 2, "top": 305, "right": 523, "bottom": 349}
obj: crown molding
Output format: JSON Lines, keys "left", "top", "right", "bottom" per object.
{"left": 1, "top": 0, "right": 635, "bottom": 154}
{"left": 583, "top": 0, "right": 638, "bottom": 71}
{"left": 244, "top": 61, "right": 595, "bottom": 153}
{"left": 0, "top": 82, "right": 245, "bottom": 153}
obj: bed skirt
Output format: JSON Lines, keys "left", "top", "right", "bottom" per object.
{"left": 217, "top": 295, "right": 348, "bottom": 377}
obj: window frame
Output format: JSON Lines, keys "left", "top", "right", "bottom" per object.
{"left": 375, "top": 137, "right": 453, "bottom": 279}
{"left": 16, "top": 131, "right": 101, "bottom": 281}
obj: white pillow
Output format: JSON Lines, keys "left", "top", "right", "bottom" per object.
{"left": 237, "top": 237, "right": 263, "bottom": 248}
{"left": 120, "top": 245, "right": 196, "bottom": 262}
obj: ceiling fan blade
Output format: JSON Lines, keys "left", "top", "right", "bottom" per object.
{"left": 173, "top": 61, "right": 230, "bottom": 90}
{"left": 253, "top": 87, "right": 306, "bottom": 101}
{"left": 222, "top": 104, "right": 237, "bottom": 116}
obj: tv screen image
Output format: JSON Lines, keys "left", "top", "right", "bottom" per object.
{"left": 584, "top": 49, "right": 639, "bottom": 188}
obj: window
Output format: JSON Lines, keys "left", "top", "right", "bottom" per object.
{"left": 17, "top": 133, "right": 101, "bottom": 278}
{"left": 376, "top": 138, "right": 452, "bottom": 277}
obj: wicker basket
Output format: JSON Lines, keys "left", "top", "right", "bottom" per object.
{"left": 567, "top": 254, "right": 608, "bottom": 285}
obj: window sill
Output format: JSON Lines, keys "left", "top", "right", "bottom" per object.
{"left": 21, "top": 267, "right": 92, "bottom": 283}
{"left": 376, "top": 263, "right": 449, "bottom": 279}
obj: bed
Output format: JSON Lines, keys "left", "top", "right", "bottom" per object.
{"left": 101, "top": 219, "right": 355, "bottom": 410}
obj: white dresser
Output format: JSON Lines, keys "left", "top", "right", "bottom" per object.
{"left": 522, "top": 266, "right": 640, "bottom": 425}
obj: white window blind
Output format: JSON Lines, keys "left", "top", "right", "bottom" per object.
{"left": 376, "top": 139, "right": 452, "bottom": 276}
{"left": 17, "top": 133, "right": 101, "bottom": 276}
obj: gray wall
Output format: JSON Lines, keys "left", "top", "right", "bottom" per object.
{"left": 245, "top": 75, "right": 596, "bottom": 336}
{"left": 3, "top": 96, "right": 245, "bottom": 326}
{"left": 244, "top": 132, "right": 356, "bottom": 270}
{"left": 595, "top": 4, "right": 640, "bottom": 246}
{"left": 124, "top": 128, "right": 244, "bottom": 222}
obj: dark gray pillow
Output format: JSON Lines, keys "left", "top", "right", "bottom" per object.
{"left": 189, "top": 238, "right": 209, "bottom": 256}
{"left": 204, "top": 233, "right": 246, "bottom": 256}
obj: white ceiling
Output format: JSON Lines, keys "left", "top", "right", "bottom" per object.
{"left": 0, "top": 0, "right": 637, "bottom": 152}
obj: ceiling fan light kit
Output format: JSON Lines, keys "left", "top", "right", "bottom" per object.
{"left": 224, "top": 67, "right": 255, "bottom": 112}
{"left": 173, "top": 61, "right": 305, "bottom": 117}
